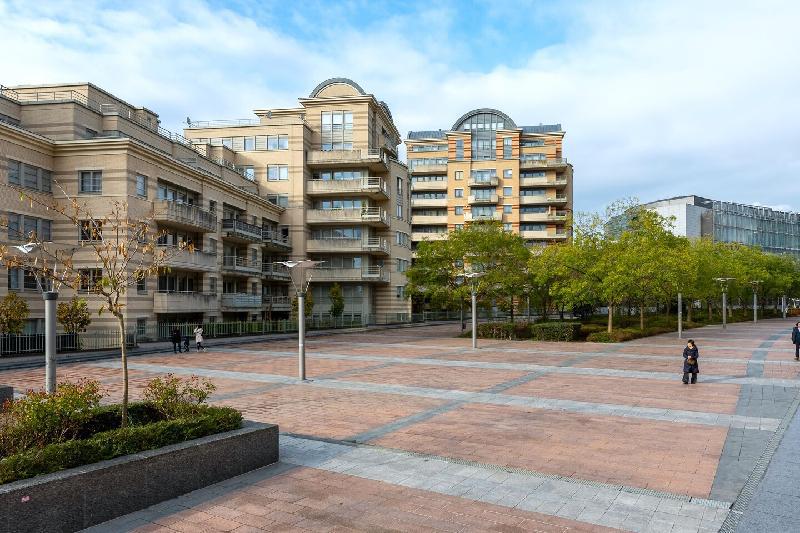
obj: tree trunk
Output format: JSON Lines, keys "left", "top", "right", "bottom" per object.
{"left": 665, "top": 299, "right": 670, "bottom": 320}
{"left": 509, "top": 296, "right": 514, "bottom": 323}
{"left": 687, "top": 300, "right": 693, "bottom": 323}
{"left": 639, "top": 304, "right": 645, "bottom": 331}
{"left": 116, "top": 314, "right": 129, "bottom": 427}
{"left": 607, "top": 303, "right": 613, "bottom": 333}
{"left": 707, "top": 301, "right": 712, "bottom": 320}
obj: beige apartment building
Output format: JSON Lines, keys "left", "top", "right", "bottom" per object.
{"left": 406, "top": 109, "right": 572, "bottom": 248}
{"left": 0, "top": 77, "right": 412, "bottom": 333}
{"left": 0, "top": 82, "right": 287, "bottom": 334}
{"left": 183, "top": 78, "right": 412, "bottom": 322}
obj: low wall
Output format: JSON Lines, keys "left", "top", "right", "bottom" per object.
{"left": 0, "top": 421, "right": 278, "bottom": 533}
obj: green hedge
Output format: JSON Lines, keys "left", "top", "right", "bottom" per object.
{"left": 529, "top": 322, "right": 582, "bottom": 341}
{"left": 0, "top": 405, "right": 242, "bottom": 484}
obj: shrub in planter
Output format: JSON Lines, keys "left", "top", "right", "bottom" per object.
{"left": 529, "top": 322, "right": 582, "bottom": 341}
{"left": 0, "top": 380, "right": 102, "bottom": 456}
{"left": 143, "top": 374, "right": 216, "bottom": 418}
{"left": 476, "top": 321, "right": 535, "bottom": 340}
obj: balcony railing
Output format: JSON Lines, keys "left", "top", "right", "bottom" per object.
{"left": 411, "top": 180, "right": 448, "bottom": 191}
{"left": 186, "top": 119, "right": 261, "bottom": 128}
{"left": 411, "top": 197, "right": 448, "bottom": 207}
{"left": 468, "top": 194, "right": 499, "bottom": 205}
{"left": 306, "top": 148, "right": 387, "bottom": 168}
{"left": 157, "top": 246, "right": 218, "bottom": 271}
{"left": 411, "top": 232, "right": 448, "bottom": 241}
{"left": 222, "top": 255, "right": 261, "bottom": 274}
{"left": 153, "top": 292, "right": 217, "bottom": 313}
{"left": 464, "top": 212, "right": 501, "bottom": 222}
{"left": 262, "top": 262, "right": 291, "bottom": 281}
{"left": 263, "top": 295, "right": 292, "bottom": 310}
{"left": 468, "top": 176, "right": 499, "bottom": 187}
{"left": 153, "top": 201, "right": 217, "bottom": 232}
{"left": 519, "top": 157, "right": 568, "bottom": 168}
{"left": 306, "top": 177, "right": 389, "bottom": 198}
{"left": 261, "top": 230, "right": 291, "bottom": 250}
{"left": 409, "top": 163, "right": 448, "bottom": 174}
{"left": 221, "top": 219, "right": 263, "bottom": 242}
{"left": 410, "top": 215, "right": 448, "bottom": 225}
{"left": 220, "top": 293, "right": 262, "bottom": 309}
{"left": 311, "top": 266, "right": 388, "bottom": 283}
{"left": 306, "top": 207, "right": 389, "bottom": 226}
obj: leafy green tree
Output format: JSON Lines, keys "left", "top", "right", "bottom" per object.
{"left": 329, "top": 283, "right": 345, "bottom": 318}
{"left": 57, "top": 297, "right": 92, "bottom": 334}
{"left": 0, "top": 292, "right": 30, "bottom": 334}
{"left": 291, "top": 290, "right": 314, "bottom": 318}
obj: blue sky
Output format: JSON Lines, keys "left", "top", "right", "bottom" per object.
{"left": 2, "top": 0, "right": 799, "bottom": 213}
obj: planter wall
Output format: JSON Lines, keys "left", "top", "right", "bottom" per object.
{"left": 0, "top": 421, "right": 278, "bottom": 533}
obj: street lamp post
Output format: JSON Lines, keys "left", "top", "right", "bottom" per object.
{"left": 749, "top": 280, "right": 763, "bottom": 323}
{"left": 677, "top": 292, "right": 683, "bottom": 339}
{"left": 464, "top": 272, "right": 485, "bottom": 349}
{"left": 278, "top": 260, "right": 324, "bottom": 381}
{"left": 714, "top": 278, "right": 735, "bottom": 330}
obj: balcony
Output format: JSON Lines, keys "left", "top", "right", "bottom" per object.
{"left": 519, "top": 195, "right": 548, "bottom": 205}
{"left": 468, "top": 176, "right": 499, "bottom": 187}
{"left": 520, "top": 230, "right": 550, "bottom": 239}
{"left": 261, "top": 230, "right": 292, "bottom": 252}
{"left": 306, "top": 207, "right": 389, "bottom": 227}
{"left": 221, "top": 256, "right": 261, "bottom": 276}
{"left": 263, "top": 295, "right": 291, "bottom": 312}
{"left": 262, "top": 262, "right": 291, "bottom": 281}
{"left": 221, "top": 293, "right": 262, "bottom": 309}
{"left": 412, "top": 215, "right": 448, "bottom": 224}
{"left": 411, "top": 180, "right": 448, "bottom": 192}
{"left": 221, "top": 219, "right": 262, "bottom": 243}
{"left": 153, "top": 201, "right": 216, "bottom": 232}
{"left": 409, "top": 164, "right": 447, "bottom": 174}
{"left": 153, "top": 292, "right": 217, "bottom": 314}
{"left": 311, "top": 266, "right": 389, "bottom": 283}
{"left": 468, "top": 194, "right": 499, "bottom": 205}
{"left": 519, "top": 157, "right": 568, "bottom": 169}
{"left": 306, "top": 177, "right": 389, "bottom": 200}
{"left": 157, "top": 246, "right": 217, "bottom": 272}
{"left": 306, "top": 148, "right": 388, "bottom": 172}
{"left": 411, "top": 198, "right": 447, "bottom": 208}
{"left": 411, "top": 232, "right": 448, "bottom": 242}
{"left": 549, "top": 195, "right": 569, "bottom": 204}
{"left": 305, "top": 237, "right": 389, "bottom": 255}
{"left": 464, "top": 212, "right": 501, "bottom": 222}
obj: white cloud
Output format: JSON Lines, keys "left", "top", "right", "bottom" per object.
{"left": 1, "top": 0, "right": 798, "bottom": 212}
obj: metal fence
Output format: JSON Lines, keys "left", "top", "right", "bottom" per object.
{"left": 0, "top": 310, "right": 495, "bottom": 357}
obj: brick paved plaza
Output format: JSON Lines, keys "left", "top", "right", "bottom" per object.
{"left": 4, "top": 320, "right": 800, "bottom": 532}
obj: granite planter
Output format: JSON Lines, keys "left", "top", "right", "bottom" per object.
{"left": 0, "top": 421, "right": 278, "bottom": 533}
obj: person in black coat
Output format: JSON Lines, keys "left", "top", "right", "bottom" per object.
{"left": 682, "top": 339, "right": 699, "bottom": 384}
{"left": 170, "top": 327, "right": 182, "bottom": 354}
{"left": 792, "top": 322, "right": 800, "bottom": 361}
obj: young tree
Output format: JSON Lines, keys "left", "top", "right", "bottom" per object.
{"left": 0, "top": 189, "right": 188, "bottom": 426}
{"left": 57, "top": 297, "right": 92, "bottom": 334}
{"left": 329, "top": 283, "right": 345, "bottom": 319}
{"left": 0, "top": 292, "right": 30, "bottom": 334}
{"left": 291, "top": 290, "right": 314, "bottom": 318}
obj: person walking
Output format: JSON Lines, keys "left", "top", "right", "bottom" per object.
{"left": 682, "top": 339, "right": 699, "bottom": 384}
{"left": 193, "top": 326, "right": 205, "bottom": 352}
{"left": 792, "top": 322, "right": 800, "bottom": 361}
{"left": 170, "top": 327, "right": 182, "bottom": 354}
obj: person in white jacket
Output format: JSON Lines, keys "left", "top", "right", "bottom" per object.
{"left": 193, "top": 326, "right": 205, "bottom": 352}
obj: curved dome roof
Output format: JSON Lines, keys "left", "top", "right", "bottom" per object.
{"left": 451, "top": 108, "right": 517, "bottom": 131}
{"left": 308, "top": 78, "right": 366, "bottom": 98}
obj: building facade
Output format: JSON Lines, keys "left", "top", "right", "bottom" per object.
{"left": 0, "top": 83, "right": 288, "bottom": 334}
{"left": 406, "top": 109, "right": 573, "bottom": 249}
{"left": 183, "top": 78, "right": 412, "bottom": 321}
{"left": 642, "top": 195, "right": 800, "bottom": 257}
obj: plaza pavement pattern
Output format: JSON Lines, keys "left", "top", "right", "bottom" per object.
{"left": 3, "top": 320, "right": 800, "bottom": 532}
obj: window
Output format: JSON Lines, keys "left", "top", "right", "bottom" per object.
{"left": 23, "top": 165, "right": 38, "bottom": 189}
{"left": 157, "top": 182, "right": 198, "bottom": 204}
{"left": 312, "top": 199, "right": 363, "bottom": 210}
{"left": 396, "top": 286, "right": 405, "bottom": 299}
{"left": 396, "top": 177, "right": 403, "bottom": 196}
{"left": 521, "top": 171, "right": 546, "bottom": 178}
{"left": 504, "top": 205, "right": 513, "bottom": 214}
{"left": 520, "top": 223, "right": 546, "bottom": 232}
{"left": 79, "top": 171, "right": 102, "bottom": 194}
{"left": 137, "top": 276, "right": 147, "bottom": 293}
{"left": 454, "top": 188, "right": 464, "bottom": 198}
{"left": 208, "top": 238, "right": 217, "bottom": 254}
{"left": 409, "top": 157, "right": 447, "bottom": 169}
{"left": 503, "top": 186, "right": 513, "bottom": 197}
{"left": 209, "top": 200, "right": 217, "bottom": 213}
{"left": 520, "top": 188, "right": 546, "bottom": 196}
{"left": 7, "top": 214, "right": 20, "bottom": 240}
{"left": 240, "top": 166, "right": 255, "bottom": 180}
{"left": 41, "top": 170, "right": 51, "bottom": 193}
{"left": 40, "top": 220, "right": 51, "bottom": 242}
{"left": 209, "top": 277, "right": 217, "bottom": 293}
{"left": 396, "top": 205, "right": 403, "bottom": 219}
{"left": 244, "top": 137, "right": 255, "bottom": 151}
{"left": 7, "top": 268, "right": 20, "bottom": 290}
{"left": 321, "top": 111, "right": 353, "bottom": 151}
{"left": 7, "top": 214, "right": 52, "bottom": 242}
{"left": 503, "top": 223, "right": 513, "bottom": 231}
{"left": 251, "top": 282, "right": 258, "bottom": 295}
{"left": 313, "top": 170, "right": 365, "bottom": 181}
{"left": 79, "top": 269, "right": 103, "bottom": 293}
{"left": 455, "top": 139, "right": 464, "bottom": 160}
{"left": 454, "top": 206, "right": 464, "bottom": 215}
{"left": 136, "top": 318, "right": 147, "bottom": 337}
{"left": 7, "top": 160, "right": 20, "bottom": 185}
{"left": 521, "top": 206, "right": 548, "bottom": 214}
{"left": 267, "top": 194, "right": 289, "bottom": 208}
{"left": 135, "top": 175, "right": 147, "bottom": 197}
{"left": 266, "top": 135, "right": 289, "bottom": 150}
{"left": 79, "top": 220, "right": 103, "bottom": 241}
{"left": 503, "top": 169, "right": 513, "bottom": 179}
{"left": 267, "top": 165, "right": 289, "bottom": 181}
{"left": 503, "top": 137, "right": 512, "bottom": 159}
{"left": 251, "top": 249, "right": 258, "bottom": 264}
{"left": 454, "top": 171, "right": 463, "bottom": 180}
{"left": 411, "top": 144, "right": 447, "bottom": 152}
{"left": 521, "top": 139, "right": 545, "bottom": 147}
{"left": 455, "top": 224, "right": 464, "bottom": 231}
